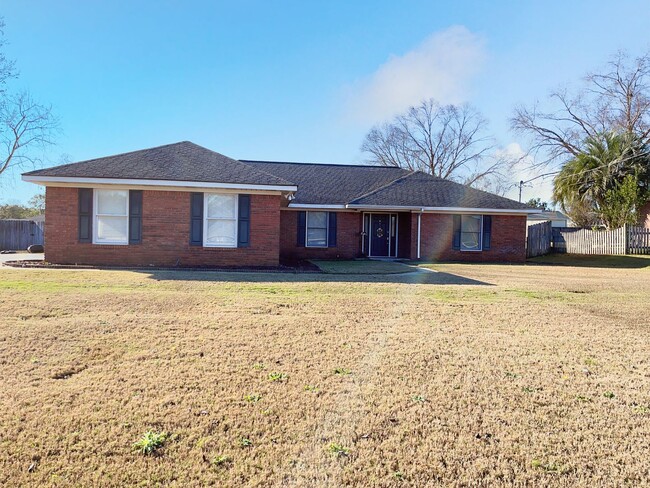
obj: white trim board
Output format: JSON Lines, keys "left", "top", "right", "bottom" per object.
{"left": 22, "top": 175, "right": 297, "bottom": 193}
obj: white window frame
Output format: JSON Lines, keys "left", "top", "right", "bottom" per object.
{"left": 203, "top": 192, "right": 238, "bottom": 248}
{"left": 93, "top": 189, "right": 129, "bottom": 245}
{"left": 460, "top": 214, "right": 483, "bottom": 252}
{"left": 305, "top": 211, "right": 329, "bottom": 248}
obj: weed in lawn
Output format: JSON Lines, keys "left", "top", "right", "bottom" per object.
{"left": 304, "top": 385, "right": 319, "bottom": 392}
{"left": 268, "top": 372, "right": 288, "bottom": 382}
{"left": 132, "top": 431, "right": 169, "bottom": 455}
{"left": 239, "top": 437, "right": 253, "bottom": 447}
{"left": 253, "top": 363, "right": 266, "bottom": 370}
{"left": 328, "top": 442, "right": 350, "bottom": 457}
{"left": 244, "top": 394, "right": 262, "bottom": 403}
{"left": 531, "top": 459, "right": 569, "bottom": 474}
{"left": 576, "top": 395, "right": 592, "bottom": 403}
{"left": 412, "top": 395, "right": 426, "bottom": 403}
{"left": 393, "top": 471, "right": 405, "bottom": 480}
{"left": 522, "top": 387, "right": 540, "bottom": 394}
{"left": 333, "top": 367, "right": 352, "bottom": 376}
{"left": 603, "top": 391, "right": 615, "bottom": 399}
{"left": 584, "top": 357, "right": 598, "bottom": 366}
{"left": 211, "top": 455, "right": 231, "bottom": 468}
{"left": 504, "top": 372, "right": 519, "bottom": 378}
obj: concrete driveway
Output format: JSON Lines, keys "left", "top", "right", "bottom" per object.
{"left": 0, "top": 252, "right": 44, "bottom": 265}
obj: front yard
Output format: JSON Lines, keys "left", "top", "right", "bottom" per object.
{"left": 1, "top": 259, "right": 649, "bottom": 486}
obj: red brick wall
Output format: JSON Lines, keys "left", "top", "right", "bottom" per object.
{"left": 640, "top": 201, "right": 650, "bottom": 229}
{"left": 411, "top": 213, "right": 527, "bottom": 263}
{"left": 44, "top": 187, "right": 281, "bottom": 267}
{"left": 280, "top": 210, "right": 362, "bottom": 260}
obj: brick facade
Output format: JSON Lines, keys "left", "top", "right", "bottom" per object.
{"left": 44, "top": 187, "right": 527, "bottom": 266}
{"left": 411, "top": 213, "right": 527, "bottom": 263}
{"left": 44, "top": 187, "right": 281, "bottom": 267}
{"left": 279, "top": 210, "right": 363, "bottom": 260}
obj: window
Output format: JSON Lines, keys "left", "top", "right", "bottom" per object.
{"left": 94, "top": 189, "right": 128, "bottom": 244}
{"left": 306, "top": 211, "right": 328, "bottom": 247}
{"left": 204, "top": 193, "right": 238, "bottom": 247}
{"left": 460, "top": 215, "right": 482, "bottom": 251}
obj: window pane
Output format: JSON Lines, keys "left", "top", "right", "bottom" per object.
{"left": 97, "top": 216, "right": 128, "bottom": 242}
{"left": 206, "top": 219, "right": 236, "bottom": 246}
{"left": 97, "top": 190, "right": 127, "bottom": 215}
{"left": 207, "top": 194, "right": 237, "bottom": 219}
{"left": 461, "top": 215, "right": 481, "bottom": 233}
{"left": 460, "top": 215, "right": 482, "bottom": 250}
{"left": 308, "top": 211, "right": 327, "bottom": 229}
{"left": 307, "top": 228, "right": 327, "bottom": 247}
{"left": 461, "top": 232, "right": 480, "bottom": 250}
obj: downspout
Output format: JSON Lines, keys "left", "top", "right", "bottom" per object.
{"left": 417, "top": 211, "right": 422, "bottom": 259}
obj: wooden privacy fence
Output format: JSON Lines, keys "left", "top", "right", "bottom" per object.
{"left": 627, "top": 225, "right": 650, "bottom": 254}
{"left": 0, "top": 219, "right": 44, "bottom": 251}
{"left": 526, "top": 221, "right": 552, "bottom": 258}
{"left": 551, "top": 225, "right": 650, "bottom": 255}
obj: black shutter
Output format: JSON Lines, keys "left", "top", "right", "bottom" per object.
{"left": 190, "top": 192, "right": 204, "bottom": 246}
{"left": 78, "top": 188, "right": 93, "bottom": 243}
{"left": 297, "top": 211, "right": 306, "bottom": 246}
{"left": 238, "top": 194, "right": 250, "bottom": 248}
{"left": 129, "top": 190, "right": 143, "bottom": 244}
{"left": 452, "top": 214, "right": 461, "bottom": 250}
{"left": 327, "top": 212, "right": 337, "bottom": 247}
{"left": 482, "top": 215, "right": 492, "bottom": 250}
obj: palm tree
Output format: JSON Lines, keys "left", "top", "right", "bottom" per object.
{"left": 553, "top": 132, "right": 648, "bottom": 228}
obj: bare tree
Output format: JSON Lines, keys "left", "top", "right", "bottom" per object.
{"left": 0, "top": 18, "right": 57, "bottom": 182}
{"left": 512, "top": 51, "right": 650, "bottom": 167}
{"left": 361, "top": 99, "right": 512, "bottom": 188}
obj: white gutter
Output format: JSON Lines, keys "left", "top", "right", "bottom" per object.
{"left": 287, "top": 203, "right": 347, "bottom": 209}
{"left": 345, "top": 204, "right": 537, "bottom": 214}
{"left": 21, "top": 175, "right": 297, "bottom": 193}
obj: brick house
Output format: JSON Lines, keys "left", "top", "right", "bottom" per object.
{"left": 22, "top": 141, "right": 537, "bottom": 267}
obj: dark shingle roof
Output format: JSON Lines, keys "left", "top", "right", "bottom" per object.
{"left": 24, "top": 141, "right": 294, "bottom": 187}
{"left": 243, "top": 161, "right": 530, "bottom": 210}
{"left": 240, "top": 160, "right": 410, "bottom": 204}
{"left": 24, "top": 141, "right": 531, "bottom": 210}
{"left": 349, "top": 171, "right": 531, "bottom": 209}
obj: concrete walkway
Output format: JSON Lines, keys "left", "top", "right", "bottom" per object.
{"left": 0, "top": 252, "right": 44, "bottom": 265}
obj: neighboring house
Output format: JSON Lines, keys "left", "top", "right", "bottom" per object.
{"left": 22, "top": 141, "right": 537, "bottom": 267}
{"left": 527, "top": 210, "right": 571, "bottom": 228}
{"left": 641, "top": 201, "right": 650, "bottom": 229}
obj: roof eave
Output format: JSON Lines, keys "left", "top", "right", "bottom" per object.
{"left": 345, "top": 204, "right": 537, "bottom": 214}
{"left": 22, "top": 175, "right": 298, "bottom": 193}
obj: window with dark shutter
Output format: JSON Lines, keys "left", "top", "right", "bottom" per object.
{"left": 190, "top": 192, "right": 204, "bottom": 246}
{"left": 129, "top": 190, "right": 143, "bottom": 244}
{"left": 327, "top": 212, "right": 337, "bottom": 247}
{"left": 297, "top": 211, "right": 306, "bottom": 246}
{"left": 78, "top": 188, "right": 93, "bottom": 243}
{"left": 452, "top": 214, "right": 461, "bottom": 250}
{"left": 237, "top": 194, "right": 250, "bottom": 248}
{"left": 482, "top": 215, "right": 492, "bottom": 250}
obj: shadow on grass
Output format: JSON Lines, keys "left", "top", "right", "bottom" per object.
{"left": 528, "top": 253, "right": 650, "bottom": 269}
{"left": 139, "top": 268, "right": 490, "bottom": 286}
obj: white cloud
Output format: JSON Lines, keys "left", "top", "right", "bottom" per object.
{"left": 344, "top": 26, "right": 486, "bottom": 124}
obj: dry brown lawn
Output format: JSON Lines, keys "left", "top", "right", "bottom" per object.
{"left": 1, "top": 258, "right": 649, "bottom": 487}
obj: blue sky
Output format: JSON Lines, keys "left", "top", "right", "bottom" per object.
{"left": 2, "top": 0, "right": 649, "bottom": 204}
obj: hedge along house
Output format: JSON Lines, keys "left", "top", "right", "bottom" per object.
{"left": 22, "top": 141, "right": 537, "bottom": 267}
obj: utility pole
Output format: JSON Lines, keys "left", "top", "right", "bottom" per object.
{"left": 517, "top": 172, "right": 559, "bottom": 203}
